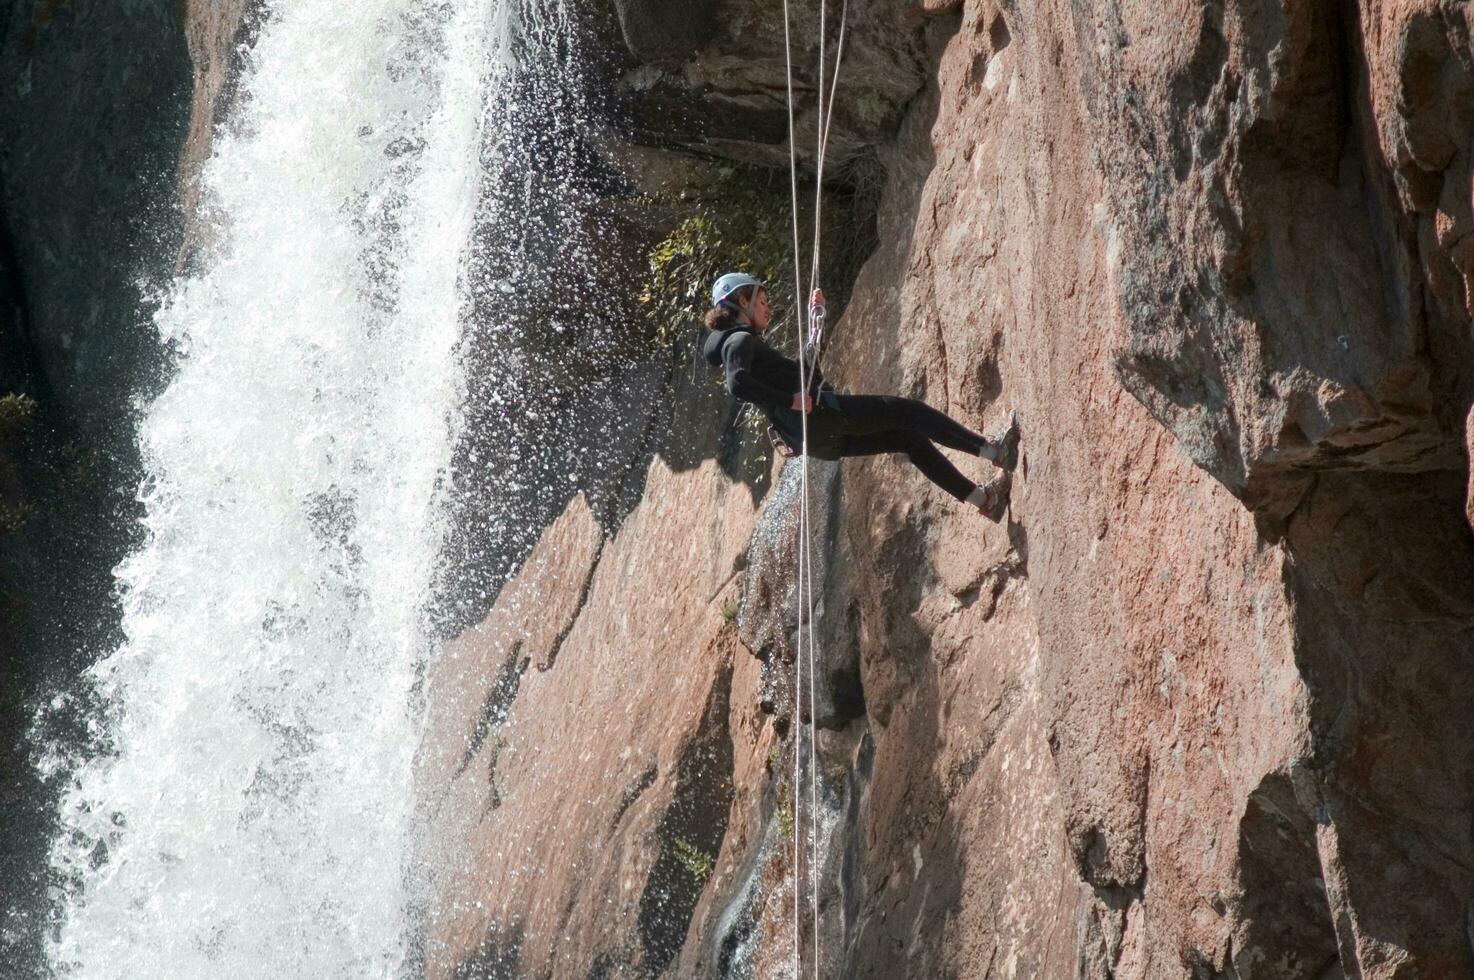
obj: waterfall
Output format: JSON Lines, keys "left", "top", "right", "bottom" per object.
{"left": 42, "top": 1, "right": 507, "bottom": 975}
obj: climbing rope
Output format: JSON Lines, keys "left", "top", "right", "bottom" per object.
{"left": 779, "top": 0, "right": 848, "bottom": 976}
{"left": 777, "top": 4, "right": 806, "bottom": 975}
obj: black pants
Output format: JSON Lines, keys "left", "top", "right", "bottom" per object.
{"left": 801, "top": 393, "right": 987, "bottom": 502}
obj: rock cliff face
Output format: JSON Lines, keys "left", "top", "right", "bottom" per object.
{"left": 420, "top": 1, "right": 1474, "bottom": 978}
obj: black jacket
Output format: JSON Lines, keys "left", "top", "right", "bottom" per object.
{"left": 702, "top": 324, "right": 831, "bottom": 451}
{"left": 702, "top": 324, "right": 826, "bottom": 410}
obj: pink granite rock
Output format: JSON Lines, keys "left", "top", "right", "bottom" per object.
{"left": 419, "top": 2, "right": 1474, "bottom": 977}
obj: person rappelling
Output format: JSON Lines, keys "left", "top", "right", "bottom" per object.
{"left": 702, "top": 272, "right": 1020, "bottom": 521}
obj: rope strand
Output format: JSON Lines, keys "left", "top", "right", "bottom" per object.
{"left": 803, "top": 7, "right": 825, "bottom": 976}
{"left": 778, "top": 2, "right": 807, "bottom": 976}
{"left": 778, "top": 1, "right": 848, "bottom": 974}
{"left": 803, "top": 3, "right": 846, "bottom": 971}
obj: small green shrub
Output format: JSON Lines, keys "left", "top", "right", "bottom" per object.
{"left": 638, "top": 165, "right": 807, "bottom": 347}
{"left": 673, "top": 837, "right": 716, "bottom": 885}
{"left": 0, "top": 393, "right": 36, "bottom": 446}
{"left": 0, "top": 501, "right": 37, "bottom": 535}
{"left": 776, "top": 791, "right": 794, "bottom": 844}
{"left": 0, "top": 393, "right": 38, "bottom": 534}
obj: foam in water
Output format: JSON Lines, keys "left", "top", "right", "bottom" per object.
{"left": 42, "top": 1, "right": 505, "bottom": 975}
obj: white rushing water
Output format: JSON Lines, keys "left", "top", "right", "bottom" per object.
{"left": 43, "top": 1, "right": 509, "bottom": 975}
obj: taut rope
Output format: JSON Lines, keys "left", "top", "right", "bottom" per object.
{"left": 779, "top": 0, "right": 849, "bottom": 975}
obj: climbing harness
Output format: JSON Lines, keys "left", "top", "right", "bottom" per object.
{"left": 768, "top": 425, "right": 798, "bottom": 459}
{"left": 780, "top": 0, "right": 849, "bottom": 976}
{"left": 767, "top": 310, "right": 823, "bottom": 460}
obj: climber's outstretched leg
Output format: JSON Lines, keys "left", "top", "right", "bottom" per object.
{"left": 823, "top": 394, "right": 1018, "bottom": 471}
{"left": 834, "top": 430, "right": 1013, "bottom": 521}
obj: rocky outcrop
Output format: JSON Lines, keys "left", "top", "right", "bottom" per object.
{"left": 418, "top": 466, "right": 771, "bottom": 978}
{"left": 616, "top": 0, "right": 931, "bottom": 176}
{"left": 1087, "top": 1, "right": 1474, "bottom": 516}
{"left": 421, "top": 0, "right": 1474, "bottom": 977}
{"left": 177, "top": 0, "right": 263, "bottom": 264}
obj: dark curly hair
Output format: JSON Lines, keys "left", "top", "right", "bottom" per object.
{"left": 703, "top": 284, "right": 758, "bottom": 331}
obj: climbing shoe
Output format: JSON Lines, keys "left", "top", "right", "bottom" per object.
{"left": 987, "top": 411, "right": 1021, "bottom": 472}
{"left": 967, "top": 472, "right": 1012, "bottom": 523}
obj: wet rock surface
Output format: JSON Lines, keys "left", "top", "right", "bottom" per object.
{"left": 0, "top": 0, "right": 196, "bottom": 436}
{"left": 0, "top": 2, "right": 238, "bottom": 967}
{"left": 422, "top": 0, "right": 1474, "bottom": 977}
{"left": 418, "top": 459, "right": 770, "bottom": 980}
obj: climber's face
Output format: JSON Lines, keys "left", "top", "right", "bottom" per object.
{"left": 742, "top": 287, "right": 773, "bottom": 333}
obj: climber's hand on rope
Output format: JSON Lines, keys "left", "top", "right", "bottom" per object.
{"left": 791, "top": 392, "right": 815, "bottom": 414}
{"left": 809, "top": 288, "right": 826, "bottom": 313}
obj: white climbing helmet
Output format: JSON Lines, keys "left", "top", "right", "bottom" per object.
{"left": 711, "top": 272, "right": 764, "bottom": 307}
